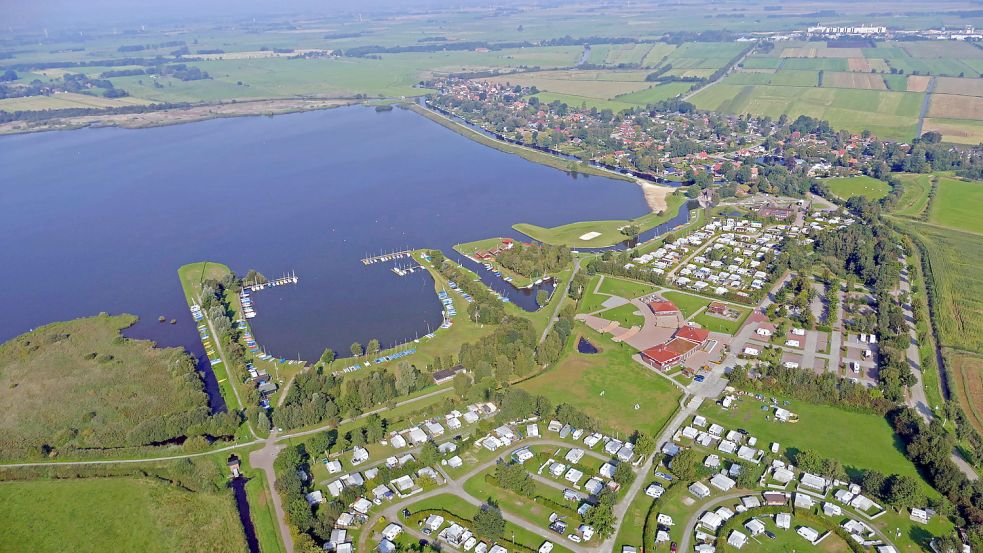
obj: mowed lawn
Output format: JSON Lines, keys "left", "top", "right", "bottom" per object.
{"left": 519, "top": 325, "right": 681, "bottom": 436}
{"left": 598, "top": 275, "right": 658, "bottom": 298}
{"left": 825, "top": 175, "right": 891, "bottom": 201}
{"left": 0, "top": 478, "right": 246, "bottom": 553}
{"left": 928, "top": 176, "right": 983, "bottom": 234}
{"left": 597, "top": 303, "right": 645, "bottom": 328}
{"left": 698, "top": 397, "right": 929, "bottom": 487}
{"left": 662, "top": 290, "right": 711, "bottom": 318}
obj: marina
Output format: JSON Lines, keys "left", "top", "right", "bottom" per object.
{"left": 361, "top": 250, "right": 415, "bottom": 265}
{"left": 241, "top": 272, "right": 299, "bottom": 319}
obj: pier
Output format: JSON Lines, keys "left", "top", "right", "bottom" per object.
{"left": 391, "top": 264, "right": 424, "bottom": 277}
{"left": 361, "top": 250, "right": 414, "bottom": 265}
{"left": 243, "top": 271, "right": 298, "bottom": 292}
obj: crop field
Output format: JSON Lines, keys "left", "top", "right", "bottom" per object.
{"left": 527, "top": 91, "right": 636, "bottom": 111}
{"left": 603, "top": 43, "right": 655, "bottom": 66}
{"left": 946, "top": 350, "right": 983, "bottom": 435}
{"left": 781, "top": 46, "right": 863, "bottom": 59}
{"left": 782, "top": 57, "right": 849, "bottom": 71}
{"left": 825, "top": 175, "right": 891, "bottom": 200}
{"left": 698, "top": 396, "right": 929, "bottom": 485}
{"left": 935, "top": 76, "right": 983, "bottom": 96}
{"left": 613, "top": 82, "right": 692, "bottom": 105}
{"left": 906, "top": 222, "right": 983, "bottom": 354}
{"left": 897, "top": 40, "right": 983, "bottom": 59}
{"left": 741, "top": 57, "right": 783, "bottom": 69}
{"left": 770, "top": 69, "right": 820, "bottom": 87}
{"left": 928, "top": 176, "right": 983, "bottom": 234}
{"left": 923, "top": 118, "right": 983, "bottom": 145}
{"left": 906, "top": 75, "right": 933, "bottom": 92}
{"left": 0, "top": 92, "right": 153, "bottom": 112}
{"left": 483, "top": 70, "right": 652, "bottom": 99}
{"left": 824, "top": 71, "right": 887, "bottom": 90}
{"left": 930, "top": 95, "right": 983, "bottom": 121}
{"left": 640, "top": 43, "right": 678, "bottom": 67}
{"left": 0, "top": 478, "right": 246, "bottom": 553}
{"left": 691, "top": 83, "right": 922, "bottom": 140}
{"left": 663, "top": 41, "right": 746, "bottom": 70}
{"left": 519, "top": 325, "right": 681, "bottom": 436}
{"left": 891, "top": 173, "right": 934, "bottom": 218}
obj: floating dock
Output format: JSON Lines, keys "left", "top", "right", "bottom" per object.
{"left": 362, "top": 250, "right": 414, "bottom": 265}
{"left": 243, "top": 271, "right": 299, "bottom": 292}
{"left": 391, "top": 264, "right": 424, "bottom": 276}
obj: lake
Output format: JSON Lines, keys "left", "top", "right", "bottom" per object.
{"left": 0, "top": 105, "right": 652, "bottom": 362}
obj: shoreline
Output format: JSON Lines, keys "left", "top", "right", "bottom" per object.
{"left": 0, "top": 97, "right": 361, "bottom": 135}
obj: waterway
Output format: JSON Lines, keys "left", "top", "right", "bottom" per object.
{"left": 1, "top": 105, "right": 656, "bottom": 363}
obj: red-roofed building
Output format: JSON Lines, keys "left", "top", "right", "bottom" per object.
{"left": 647, "top": 300, "right": 680, "bottom": 316}
{"left": 640, "top": 325, "right": 711, "bottom": 370}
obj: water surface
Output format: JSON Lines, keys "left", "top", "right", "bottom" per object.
{"left": 0, "top": 106, "right": 651, "bottom": 361}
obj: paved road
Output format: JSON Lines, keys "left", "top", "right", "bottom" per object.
{"left": 915, "top": 76, "right": 938, "bottom": 137}
{"left": 249, "top": 435, "right": 292, "bottom": 553}
{"left": 678, "top": 491, "right": 899, "bottom": 553}
{"left": 541, "top": 257, "right": 581, "bottom": 343}
{"left": 356, "top": 438, "right": 609, "bottom": 553}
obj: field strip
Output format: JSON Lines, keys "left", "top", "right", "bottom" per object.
{"left": 916, "top": 76, "right": 938, "bottom": 137}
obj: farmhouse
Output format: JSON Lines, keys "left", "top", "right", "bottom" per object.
{"left": 640, "top": 325, "right": 711, "bottom": 370}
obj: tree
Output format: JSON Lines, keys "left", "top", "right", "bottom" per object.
{"left": 613, "top": 462, "right": 634, "bottom": 486}
{"left": 319, "top": 348, "right": 335, "bottom": 365}
{"left": 364, "top": 414, "right": 385, "bottom": 443}
{"left": 633, "top": 431, "right": 657, "bottom": 457}
{"left": 886, "top": 474, "right": 921, "bottom": 509}
{"left": 367, "top": 339, "right": 380, "bottom": 356}
{"left": 474, "top": 503, "right": 505, "bottom": 540}
{"left": 257, "top": 411, "right": 271, "bottom": 434}
{"left": 536, "top": 289, "right": 548, "bottom": 307}
{"left": 670, "top": 448, "right": 701, "bottom": 481}
{"left": 418, "top": 440, "right": 440, "bottom": 466}
{"left": 496, "top": 461, "right": 535, "bottom": 496}
{"left": 452, "top": 372, "right": 472, "bottom": 398}
{"left": 350, "top": 342, "right": 363, "bottom": 357}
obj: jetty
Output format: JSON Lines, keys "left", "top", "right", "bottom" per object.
{"left": 361, "top": 250, "right": 414, "bottom": 265}
{"left": 391, "top": 264, "right": 424, "bottom": 277}
{"left": 243, "top": 271, "right": 298, "bottom": 292}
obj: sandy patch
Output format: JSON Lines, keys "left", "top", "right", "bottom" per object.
{"left": 906, "top": 75, "right": 932, "bottom": 93}
{"left": 639, "top": 181, "right": 673, "bottom": 212}
{"left": 579, "top": 231, "right": 603, "bottom": 241}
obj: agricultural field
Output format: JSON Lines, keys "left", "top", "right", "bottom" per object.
{"left": 825, "top": 175, "right": 891, "bottom": 200}
{"left": 691, "top": 83, "right": 922, "bottom": 140}
{"left": 934, "top": 76, "right": 983, "bottom": 96}
{"left": 0, "top": 92, "right": 153, "bottom": 112}
{"left": 927, "top": 176, "right": 983, "bottom": 234}
{"left": 483, "top": 69, "right": 652, "bottom": 99}
{"left": 823, "top": 71, "right": 887, "bottom": 90}
{"left": 663, "top": 41, "right": 748, "bottom": 70}
{"left": 0, "top": 478, "right": 246, "bottom": 553}
{"left": 519, "top": 325, "right": 682, "bottom": 436}
{"left": 639, "top": 43, "right": 678, "bottom": 68}
{"left": 923, "top": 118, "right": 983, "bottom": 145}
{"left": 946, "top": 350, "right": 983, "bottom": 435}
{"left": 527, "top": 91, "right": 636, "bottom": 112}
{"left": 613, "top": 82, "right": 693, "bottom": 105}
{"left": 698, "top": 396, "right": 930, "bottom": 485}
{"left": 602, "top": 43, "right": 656, "bottom": 66}
{"left": 927, "top": 94, "right": 983, "bottom": 121}
{"left": 0, "top": 314, "right": 212, "bottom": 459}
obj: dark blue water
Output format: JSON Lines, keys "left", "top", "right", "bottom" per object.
{"left": 0, "top": 106, "right": 651, "bottom": 362}
{"left": 577, "top": 337, "right": 598, "bottom": 354}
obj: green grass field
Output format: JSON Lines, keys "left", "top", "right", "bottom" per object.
{"left": 825, "top": 175, "right": 891, "bottom": 201}
{"left": 528, "top": 91, "right": 637, "bottom": 111}
{"left": 928, "top": 176, "right": 983, "bottom": 234}
{"left": 693, "top": 305, "right": 751, "bottom": 335}
{"left": 892, "top": 173, "right": 934, "bottom": 218}
{"left": 0, "top": 314, "right": 212, "bottom": 459}
{"left": 519, "top": 324, "right": 681, "bottom": 436}
{"left": 462, "top": 467, "right": 575, "bottom": 530}
{"left": 698, "top": 396, "right": 931, "bottom": 487}
{"left": 691, "top": 83, "right": 923, "bottom": 141}
{"left": 0, "top": 478, "right": 246, "bottom": 553}
{"left": 662, "top": 290, "right": 711, "bottom": 318}
{"left": 614, "top": 82, "right": 693, "bottom": 105}
{"left": 597, "top": 303, "right": 645, "bottom": 328}
{"left": 598, "top": 275, "right": 658, "bottom": 298}
{"left": 514, "top": 192, "right": 686, "bottom": 248}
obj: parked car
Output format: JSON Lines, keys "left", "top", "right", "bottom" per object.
{"left": 568, "top": 535, "right": 582, "bottom": 543}
{"left": 671, "top": 542, "right": 678, "bottom": 552}
{"left": 694, "top": 375, "right": 705, "bottom": 382}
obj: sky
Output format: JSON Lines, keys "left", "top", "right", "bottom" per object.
{"left": 2, "top": 0, "right": 535, "bottom": 28}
